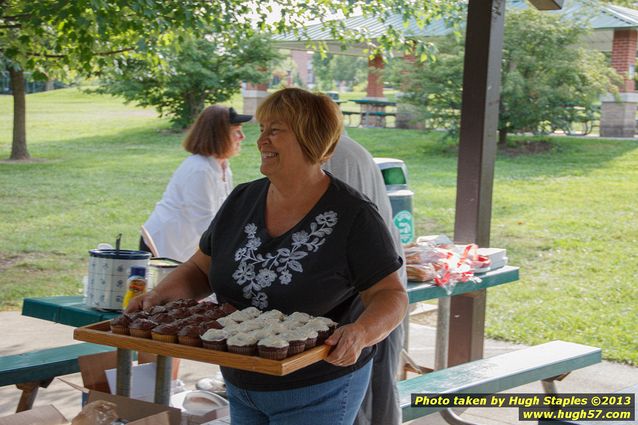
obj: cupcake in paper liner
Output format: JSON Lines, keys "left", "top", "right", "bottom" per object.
{"left": 287, "top": 311, "right": 312, "bottom": 324}
{"left": 311, "top": 317, "right": 338, "bottom": 333}
{"left": 216, "top": 316, "right": 238, "bottom": 328}
{"left": 110, "top": 315, "right": 131, "bottom": 335}
{"left": 236, "top": 319, "right": 263, "bottom": 333}
{"left": 151, "top": 323, "right": 179, "bottom": 343}
{"left": 301, "top": 328, "right": 319, "bottom": 349}
{"left": 178, "top": 325, "right": 202, "bottom": 347}
{"left": 150, "top": 312, "right": 173, "bottom": 324}
{"left": 199, "top": 320, "right": 223, "bottom": 336}
{"left": 248, "top": 328, "right": 272, "bottom": 341}
{"left": 278, "top": 329, "right": 311, "bottom": 355}
{"left": 258, "top": 336, "right": 290, "bottom": 360}
{"left": 148, "top": 305, "right": 168, "bottom": 315}
{"left": 203, "top": 308, "right": 226, "bottom": 320}
{"left": 129, "top": 318, "right": 158, "bottom": 339}
{"left": 258, "top": 309, "right": 285, "bottom": 322}
{"left": 226, "top": 333, "right": 258, "bottom": 356}
{"left": 125, "top": 310, "right": 149, "bottom": 321}
{"left": 302, "top": 321, "right": 331, "bottom": 344}
{"left": 219, "top": 302, "right": 238, "bottom": 315}
{"left": 201, "top": 329, "right": 228, "bottom": 351}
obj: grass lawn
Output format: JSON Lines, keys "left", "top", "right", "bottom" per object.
{"left": 1, "top": 88, "right": 636, "bottom": 365}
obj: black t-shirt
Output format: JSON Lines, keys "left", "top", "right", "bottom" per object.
{"left": 199, "top": 174, "right": 402, "bottom": 391}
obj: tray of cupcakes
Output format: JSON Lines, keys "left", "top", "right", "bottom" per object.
{"left": 73, "top": 299, "right": 336, "bottom": 376}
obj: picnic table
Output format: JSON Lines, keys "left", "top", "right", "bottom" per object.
{"left": 18, "top": 266, "right": 519, "bottom": 408}
{"left": 352, "top": 98, "right": 398, "bottom": 128}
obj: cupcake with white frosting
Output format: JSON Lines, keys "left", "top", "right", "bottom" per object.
{"left": 258, "top": 309, "right": 285, "bottom": 322}
{"left": 200, "top": 329, "right": 228, "bottom": 351}
{"left": 287, "top": 311, "right": 312, "bottom": 324}
{"left": 302, "top": 320, "right": 331, "bottom": 344}
{"left": 257, "top": 335, "right": 290, "bottom": 360}
{"left": 278, "top": 328, "right": 316, "bottom": 355}
{"left": 227, "top": 333, "right": 258, "bottom": 355}
{"left": 216, "top": 316, "right": 238, "bottom": 328}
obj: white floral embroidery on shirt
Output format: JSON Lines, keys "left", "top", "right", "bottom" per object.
{"left": 232, "top": 211, "right": 338, "bottom": 309}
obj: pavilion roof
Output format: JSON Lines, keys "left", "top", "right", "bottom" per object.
{"left": 274, "top": 0, "right": 638, "bottom": 54}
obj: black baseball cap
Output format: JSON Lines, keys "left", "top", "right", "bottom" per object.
{"left": 229, "top": 107, "right": 252, "bottom": 124}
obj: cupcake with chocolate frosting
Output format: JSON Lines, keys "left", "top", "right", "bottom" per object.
{"left": 129, "top": 318, "right": 158, "bottom": 339}
{"left": 151, "top": 323, "right": 179, "bottom": 343}
{"left": 110, "top": 315, "right": 131, "bottom": 335}
{"left": 178, "top": 325, "right": 202, "bottom": 347}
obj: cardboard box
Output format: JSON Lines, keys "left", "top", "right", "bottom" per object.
{"left": 76, "top": 351, "right": 229, "bottom": 425}
{"left": 0, "top": 400, "right": 174, "bottom": 425}
{"left": 0, "top": 406, "right": 67, "bottom": 425}
{"left": 85, "top": 391, "right": 180, "bottom": 424}
{"left": 78, "top": 350, "right": 180, "bottom": 393}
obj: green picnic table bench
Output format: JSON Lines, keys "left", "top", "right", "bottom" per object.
{"left": 341, "top": 110, "right": 361, "bottom": 126}
{"left": 361, "top": 110, "right": 397, "bottom": 127}
{"left": 399, "top": 340, "right": 602, "bottom": 423}
{"left": 0, "top": 342, "right": 116, "bottom": 412}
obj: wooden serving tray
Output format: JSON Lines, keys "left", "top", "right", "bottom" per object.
{"left": 74, "top": 320, "right": 330, "bottom": 376}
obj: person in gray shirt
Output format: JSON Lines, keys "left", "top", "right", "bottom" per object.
{"left": 324, "top": 134, "right": 407, "bottom": 425}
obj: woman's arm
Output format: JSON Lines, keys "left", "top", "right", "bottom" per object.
{"left": 324, "top": 271, "right": 408, "bottom": 366}
{"left": 125, "top": 249, "right": 212, "bottom": 312}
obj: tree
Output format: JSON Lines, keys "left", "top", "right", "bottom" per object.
{"left": 332, "top": 55, "right": 368, "bottom": 90}
{"left": 1, "top": 1, "right": 247, "bottom": 160}
{"left": 312, "top": 52, "right": 335, "bottom": 91}
{"left": 97, "top": 34, "right": 281, "bottom": 128}
{"left": 393, "top": 9, "right": 621, "bottom": 144}
{"left": 311, "top": 53, "right": 367, "bottom": 91}
{"left": 1, "top": 0, "right": 463, "bottom": 160}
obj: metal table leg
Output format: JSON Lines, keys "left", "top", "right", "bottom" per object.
{"left": 436, "top": 297, "right": 482, "bottom": 425}
{"left": 116, "top": 348, "right": 132, "bottom": 397}
{"left": 155, "top": 355, "right": 173, "bottom": 405}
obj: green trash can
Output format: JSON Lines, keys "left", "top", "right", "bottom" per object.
{"left": 374, "top": 158, "right": 415, "bottom": 244}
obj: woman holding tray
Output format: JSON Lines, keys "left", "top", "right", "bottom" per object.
{"left": 127, "top": 88, "right": 408, "bottom": 425}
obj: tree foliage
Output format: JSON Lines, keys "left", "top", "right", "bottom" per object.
{"left": 96, "top": 34, "right": 281, "bottom": 128}
{"left": 311, "top": 52, "right": 368, "bottom": 91}
{"left": 392, "top": 9, "right": 621, "bottom": 142}
{"left": 312, "top": 52, "right": 335, "bottom": 91}
{"left": 1, "top": 0, "right": 464, "bottom": 159}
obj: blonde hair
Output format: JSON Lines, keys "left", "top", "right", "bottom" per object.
{"left": 256, "top": 88, "right": 343, "bottom": 163}
{"left": 182, "top": 105, "right": 235, "bottom": 158}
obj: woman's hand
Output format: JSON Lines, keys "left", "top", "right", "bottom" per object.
{"left": 124, "top": 290, "right": 163, "bottom": 313}
{"left": 324, "top": 322, "right": 368, "bottom": 366}
{"left": 324, "top": 271, "right": 408, "bottom": 367}
{"left": 124, "top": 250, "right": 213, "bottom": 314}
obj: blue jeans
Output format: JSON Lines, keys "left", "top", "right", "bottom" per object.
{"left": 225, "top": 361, "right": 373, "bottom": 425}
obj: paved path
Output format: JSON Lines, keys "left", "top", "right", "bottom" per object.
{"left": 1, "top": 311, "right": 636, "bottom": 423}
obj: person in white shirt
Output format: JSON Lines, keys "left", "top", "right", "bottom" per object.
{"left": 323, "top": 134, "right": 407, "bottom": 425}
{"left": 141, "top": 106, "right": 252, "bottom": 262}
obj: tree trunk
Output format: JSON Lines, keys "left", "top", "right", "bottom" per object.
{"left": 498, "top": 128, "right": 508, "bottom": 147}
{"left": 180, "top": 93, "right": 205, "bottom": 129}
{"left": 9, "top": 67, "right": 30, "bottom": 160}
